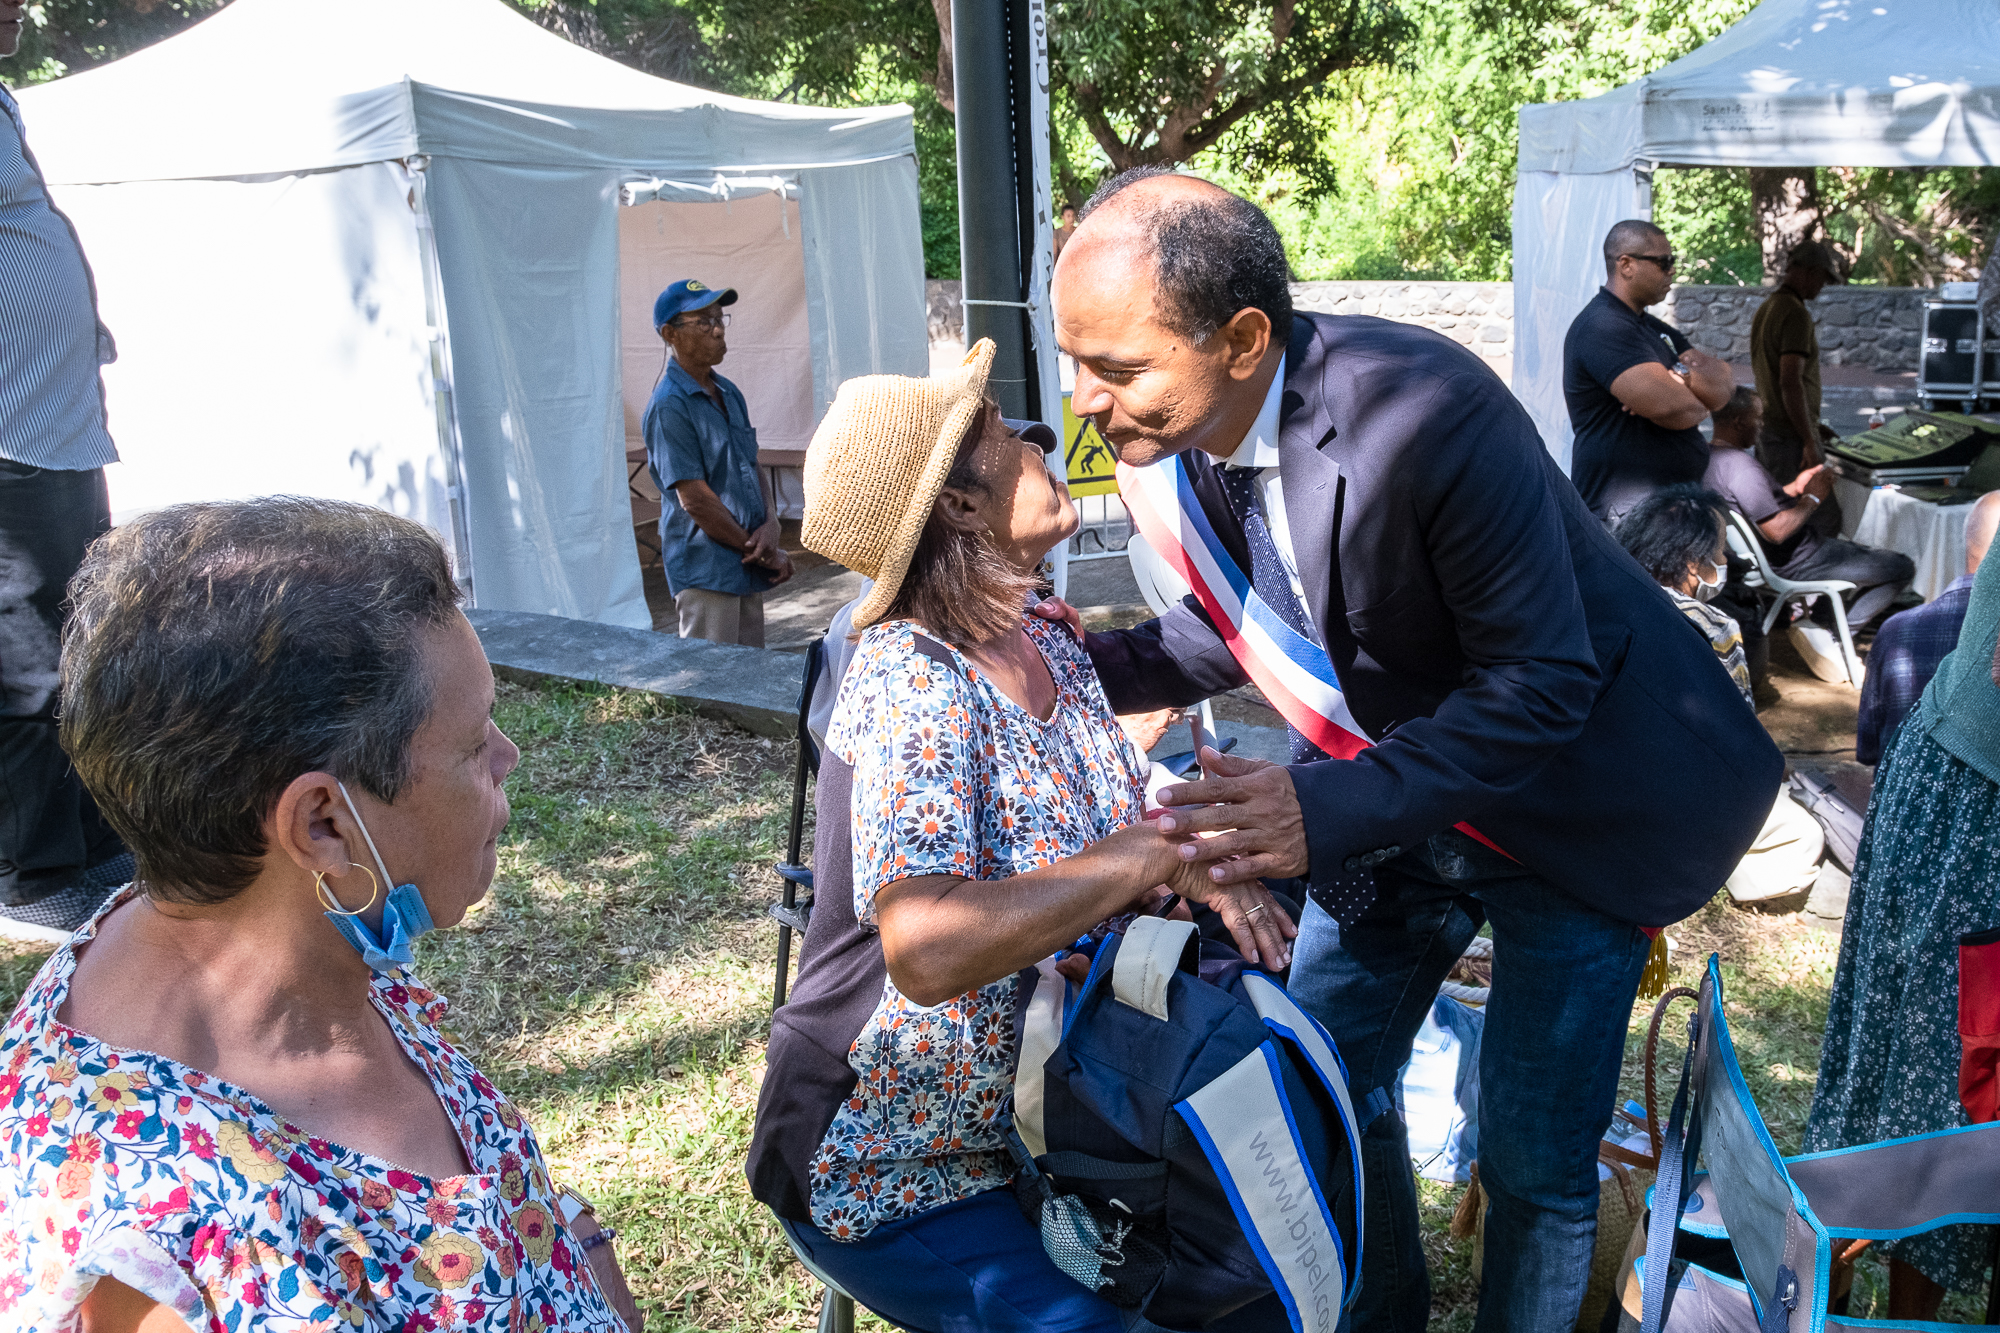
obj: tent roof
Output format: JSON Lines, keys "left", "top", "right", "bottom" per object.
{"left": 1518, "top": 0, "right": 2000, "bottom": 175}
{"left": 16, "top": 0, "right": 914, "bottom": 183}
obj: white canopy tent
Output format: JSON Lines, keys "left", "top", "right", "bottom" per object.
{"left": 17, "top": 0, "right": 928, "bottom": 627}
{"left": 1512, "top": 0, "right": 2000, "bottom": 469}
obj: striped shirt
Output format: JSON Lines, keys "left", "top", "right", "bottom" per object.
{"left": 0, "top": 82, "right": 117, "bottom": 470}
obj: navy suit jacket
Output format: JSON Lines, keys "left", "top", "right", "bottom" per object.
{"left": 1084, "top": 313, "right": 1782, "bottom": 927}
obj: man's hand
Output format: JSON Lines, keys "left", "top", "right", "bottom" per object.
{"left": 1153, "top": 747, "right": 1308, "bottom": 885}
{"left": 756, "top": 548, "right": 794, "bottom": 586}
{"left": 1783, "top": 464, "right": 1834, "bottom": 501}
{"left": 741, "top": 518, "right": 780, "bottom": 567}
{"left": 1031, "top": 595, "right": 1085, "bottom": 642}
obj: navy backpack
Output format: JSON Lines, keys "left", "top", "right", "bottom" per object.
{"left": 1011, "top": 914, "right": 1366, "bottom": 1333}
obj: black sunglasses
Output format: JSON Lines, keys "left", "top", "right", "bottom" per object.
{"left": 1623, "top": 252, "right": 1677, "bottom": 273}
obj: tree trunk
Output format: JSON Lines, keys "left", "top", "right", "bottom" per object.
{"left": 930, "top": 0, "right": 955, "bottom": 113}
{"left": 1750, "top": 168, "right": 1822, "bottom": 284}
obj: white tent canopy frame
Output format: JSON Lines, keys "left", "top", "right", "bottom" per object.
{"left": 1511, "top": 0, "right": 2000, "bottom": 469}
{"left": 17, "top": 0, "right": 929, "bottom": 628}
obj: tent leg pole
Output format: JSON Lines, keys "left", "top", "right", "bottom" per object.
{"left": 408, "top": 156, "right": 478, "bottom": 604}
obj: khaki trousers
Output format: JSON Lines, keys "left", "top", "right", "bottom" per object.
{"left": 673, "top": 587, "right": 765, "bottom": 648}
{"left": 1725, "top": 787, "right": 1824, "bottom": 903}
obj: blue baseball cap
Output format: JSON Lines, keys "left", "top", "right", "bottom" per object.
{"left": 654, "top": 279, "right": 738, "bottom": 329}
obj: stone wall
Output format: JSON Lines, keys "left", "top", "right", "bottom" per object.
{"left": 1291, "top": 281, "right": 1514, "bottom": 366}
{"left": 925, "top": 279, "right": 1926, "bottom": 375}
{"left": 1652, "top": 284, "right": 1923, "bottom": 373}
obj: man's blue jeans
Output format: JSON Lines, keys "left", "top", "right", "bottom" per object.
{"left": 1287, "top": 829, "right": 1654, "bottom": 1332}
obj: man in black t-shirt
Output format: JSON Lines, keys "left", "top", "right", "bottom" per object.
{"left": 1564, "top": 220, "right": 1734, "bottom": 523}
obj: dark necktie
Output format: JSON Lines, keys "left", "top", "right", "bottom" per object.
{"left": 1219, "top": 465, "right": 1331, "bottom": 765}
{"left": 1218, "top": 464, "right": 1380, "bottom": 924}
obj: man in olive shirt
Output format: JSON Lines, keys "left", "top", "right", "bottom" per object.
{"left": 1751, "top": 240, "right": 1842, "bottom": 484}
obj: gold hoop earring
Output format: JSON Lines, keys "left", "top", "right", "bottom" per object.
{"left": 315, "top": 863, "right": 381, "bottom": 917}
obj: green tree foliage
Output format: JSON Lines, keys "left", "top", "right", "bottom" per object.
{"left": 1048, "top": 0, "right": 1406, "bottom": 190}
{"left": 4, "top": 0, "right": 226, "bottom": 85}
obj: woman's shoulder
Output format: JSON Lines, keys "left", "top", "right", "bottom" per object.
{"left": 1023, "top": 610, "right": 1088, "bottom": 665}
{"left": 828, "top": 620, "right": 980, "bottom": 759}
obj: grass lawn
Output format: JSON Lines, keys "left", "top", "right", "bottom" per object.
{"left": 0, "top": 678, "right": 1982, "bottom": 1327}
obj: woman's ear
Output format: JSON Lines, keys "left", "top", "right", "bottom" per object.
{"left": 268, "top": 772, "right": 357, "bottom": 881}
{"left": 934, "top": 484, "right": 985, "bottom": 534}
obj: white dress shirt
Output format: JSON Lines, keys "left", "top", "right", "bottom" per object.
{"left": 1221, "top": 356, "right": 1319, "bottom": 640}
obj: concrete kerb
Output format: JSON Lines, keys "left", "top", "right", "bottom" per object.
{"left": 466, "top": 608, "right": 1296, "bottom": 763}
{"left": 467, "top": 608, "right": 802, "bottom": 739}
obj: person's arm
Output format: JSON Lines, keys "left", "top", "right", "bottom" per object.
{"left": 1756, "top": 464, "right": 1833, "bottom": 544}
{"left": 742, "top": 463, "right": 783, "bottom": 566}
{"left": 571, "top": 1213, "right": 645, "bottom": 1331}
{"left": 672, "top": 478, "right": 756, "bottom": 552}
{"left": 1157, "top": 372, "right": 1605, "bottom": 889}
{"left": 79, "top": 1278, "right": 186, "bottom": 1333}
{"left": 1778, "top": 354, "right": 1822, "bottom": 465}
{"left": 1076, "top": 595, "right": 1250, "bottom": 713}
{"left": 1608, "top": 360, "right": 1711, "bottom": 431}
{"left": 1680, "top": 345, "right": 1735, "bottom": 412}
{"left": 845, "top": 635, "right": 1289, "bottom": 999}
{"left": 876, "top": 820, "right": 1291, "bottom": 1005}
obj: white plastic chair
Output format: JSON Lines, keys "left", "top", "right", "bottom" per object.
{"left": 1126, "top": 535, "right": 1219, "bottom": 745}
{"left": 1722, "top": 508, "right": 1864, "bottom": 687}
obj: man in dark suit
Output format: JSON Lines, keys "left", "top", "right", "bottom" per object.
{"left": 1048, "top": 170, "right": 1780, "bottom": 1331}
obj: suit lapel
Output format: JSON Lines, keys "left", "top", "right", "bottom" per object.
{"left": 1278, "top": 317, "right": 1341, "bottom": 639}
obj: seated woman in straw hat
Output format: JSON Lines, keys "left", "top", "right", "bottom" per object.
{"left": 749, "top": 341, "right": 1296, "bottom": 1330}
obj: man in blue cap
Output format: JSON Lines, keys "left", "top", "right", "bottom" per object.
{"left": 644, "top": 278, "right": 791, "bottom": 646}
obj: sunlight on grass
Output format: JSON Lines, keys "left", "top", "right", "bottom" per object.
{"left": 4, "top": 680, "right": 1969, "bottom": 1327}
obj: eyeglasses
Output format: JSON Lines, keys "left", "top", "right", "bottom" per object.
{"left": 1623, "top": 252, "right": 1677, "bottom": 273}
{"left": 672, "top": 311, "right": 730, "bottom": 330}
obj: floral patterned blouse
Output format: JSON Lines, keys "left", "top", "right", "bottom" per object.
{"left": 0, "top": 888, "right": 624, "bottom": 1333}
{"left": 808, "top": 615, "right": 1148, "bottom": 1241}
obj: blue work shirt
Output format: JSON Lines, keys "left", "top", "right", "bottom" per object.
{"left": 643, "top": 359, "right": 773, "bottom": 598}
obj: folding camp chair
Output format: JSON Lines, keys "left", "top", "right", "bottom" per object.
{"left": 764, "top": 635, "right": 858, "bottom": 1332}
{"left": 769, "top": 637, "right": 826, "bottom": 1007}
{"left": 1723, "top": 509, "right": 1864, "bottom": 688}
{"left": 1637, "top": 954, "right": 2000, "bottom": 1332}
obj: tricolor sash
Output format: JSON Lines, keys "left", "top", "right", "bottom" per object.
{"left": 1117, "top": 455, "right": 1513, "bottom": 860}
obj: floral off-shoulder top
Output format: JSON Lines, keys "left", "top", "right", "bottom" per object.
{"left": 0, "top": 887, "right": 624, "bottom": 1333}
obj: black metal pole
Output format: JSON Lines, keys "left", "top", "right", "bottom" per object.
{"left": 954, "top": 0, "right": 1034, "bottom": 420}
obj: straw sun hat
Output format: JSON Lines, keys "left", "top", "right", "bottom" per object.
{"left": 802, "top": 338, "right": 997, "bottom": 628}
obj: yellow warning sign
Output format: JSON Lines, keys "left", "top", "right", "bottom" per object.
{"left": 1062, "top": 394, "right": 1120, "bottom": 498}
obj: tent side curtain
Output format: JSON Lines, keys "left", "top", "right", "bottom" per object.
{"left": 800, "top": 154, "right": 931, "bottom": 423}
{"left": 56, "top": 165, "right": 447, "bottom": 531}
{"left": 426, "top": 156, "right": 652, "bottom": 629}
{"left": 1509, "top": 168, "right": 1648, "bottom": 472}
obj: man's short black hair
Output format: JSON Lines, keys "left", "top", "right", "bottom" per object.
{"left": 1080, "top": 167, "right": 1294, "bottom": 345}
{"left": 1603, "top": 219, "right": 1668, "bottom": 277}
{"left": 1712, "top": 385, "right": 1762, "bottom": 430}
{"left": 1614, "top": 483, "right": 1730, "bottom": 587}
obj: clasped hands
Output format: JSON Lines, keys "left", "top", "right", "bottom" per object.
{"left": 1153, "top": 745, "right": 1308, "bottom": 967}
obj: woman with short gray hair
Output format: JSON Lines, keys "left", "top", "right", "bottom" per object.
{"left": 0, "top": 497, "right": 639, "bottom": 1332}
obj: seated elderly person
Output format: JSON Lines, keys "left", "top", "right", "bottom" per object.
{"left": 1705, "top": 385, "right": 1915, "bottom": 683}
{"left": 0, "top": 499, "right": 639, "bottom": 1332}
{"left": 1857, "top": 491, "right": 2000, "bottom": 763}
{"left": 1617, "top": 484, "right": 1823, "bottom": 903}
{"left": 747, "top": 342, "right": 1296, "bottom": 1331}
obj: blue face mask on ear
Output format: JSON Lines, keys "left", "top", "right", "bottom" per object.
{"left": 326, "top": 780, "right": 435, "bottom": 975}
